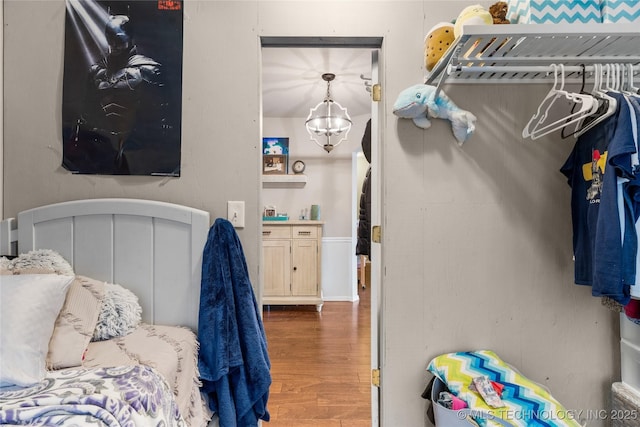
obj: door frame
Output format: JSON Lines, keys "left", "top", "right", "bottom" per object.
{"left": 259, "top": 35, "right": 384, "bottom": 426}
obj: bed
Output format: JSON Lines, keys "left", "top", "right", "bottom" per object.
{"left": 0, "top": 198, "right": 218, "bottom": 427}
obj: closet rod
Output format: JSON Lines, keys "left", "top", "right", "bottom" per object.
{"left": 446, "top": 64, "right": 640, "bottom": 75}
{"left": 454, "top": 57, "right": 640, "bottom": 65}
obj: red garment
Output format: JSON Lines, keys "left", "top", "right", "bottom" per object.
{"left": 491, "top": 381, "right": 505, "bottom": 396}
{"left": 625, "top": 298, "right": 640, "bottom": 323}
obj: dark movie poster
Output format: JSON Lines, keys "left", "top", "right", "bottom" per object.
{"left": 62, "top": 0, "right": 183, "bottom": 176}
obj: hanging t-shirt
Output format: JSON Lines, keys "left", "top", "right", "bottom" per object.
{"left": 624, "top": 95, "right": 640, "bottom": 297}
{"left": 561, "top": 92, "right": 635, "bottom": 305}
{"left": 617, "top": 95, "right": 640, "bottom": 293}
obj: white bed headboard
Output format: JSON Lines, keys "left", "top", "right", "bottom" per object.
{"left": 1, "top": 198, "right": 210, "bottom": 332}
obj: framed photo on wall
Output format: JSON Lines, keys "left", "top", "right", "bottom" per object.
{"left": 263, "top": 154, "right": 287, "bottom": 175}
{"left": 263, "top": 137, "right": 289, "bottom": 174}
{"left": 263, "top": 137, "right": 289, "bottom": 156}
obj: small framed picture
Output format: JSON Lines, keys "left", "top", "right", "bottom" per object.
{"left": 263, "top": 154, "right": 287, "bottom": 175}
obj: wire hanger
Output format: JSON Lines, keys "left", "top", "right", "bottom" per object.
{"left": 522, "top": 64, "right": 566, "bottom": 138}
{"left": 561, "top": 64, "right": 599, "bottom": 139}
{"left": 571, "top": 63, "right": 618, "bottom": 138}
{"left": 522, "top": 64, "right": 598, "bottom": 140}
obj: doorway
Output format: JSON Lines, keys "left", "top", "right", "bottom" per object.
{"left": 260, "top": 36, "right": 382, "bottom": 426}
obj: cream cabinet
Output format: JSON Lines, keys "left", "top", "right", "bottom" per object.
{"left": 262, "top": 221, "right": 323, "bottom": 311}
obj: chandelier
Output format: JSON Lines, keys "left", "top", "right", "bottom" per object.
{"left": 305, "top": 73, "right": 352, "bottom": 153}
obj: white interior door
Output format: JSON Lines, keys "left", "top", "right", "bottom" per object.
{"left": 369, "top": 48, "right": 381, "bottom": 426}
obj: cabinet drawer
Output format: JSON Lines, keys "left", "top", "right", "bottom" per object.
{"left": 262, "top": 226, "right": 291, "bottom": 239}
{"left": 292, "top": 226, "right": 318, "bottom": 239}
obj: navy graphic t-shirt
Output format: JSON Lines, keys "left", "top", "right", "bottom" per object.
{"left": 561, "top": 93, "right": 635, "bottom": 304}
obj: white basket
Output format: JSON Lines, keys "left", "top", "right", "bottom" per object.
{"left": 431, "top": 377, "right": 512, "bottom": 427}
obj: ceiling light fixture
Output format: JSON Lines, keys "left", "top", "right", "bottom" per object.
{"left": 305, "top": 73, "right": 352, "bottom": 153}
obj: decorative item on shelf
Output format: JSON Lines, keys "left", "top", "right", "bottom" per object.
{"left": 263, "top": 206, "right": 288, "bottom": 221}
{"left": 291, "top": 160, "right": 306, "bottom": 174}
{"left": 305, "top": 73, "right": 352, "bottom": 154}
{"left": 263, "top": 154, "right": 287, "bottom": 175}
{"left": 424, "top": 22, "right": 455, "bottom": 72}
{"left": 489, "top": 2, "right": 511, "bottom": 24}
{"left": 263, "top": 214, "right": 289, "bottom": 221}
{"left": 601, "top": 0, "right": 640, "bottom": 23}
{"left": 453, "top": 4, "right": 493, "bottom": 39}
{"left": 506, "top": 0, "right": 602, "bottom": 24}
{"left": 262, "top": 137, "right": 289, "bottom": 174}
{"left": 310, "top": 204, "right": 321, "bottom": 220}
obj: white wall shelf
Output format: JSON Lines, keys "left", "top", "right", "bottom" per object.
{"left": 262, "top": 174, "right": 308, "bottom": 188}
{"left": 426, "top": 24, "right": 640, "bottom": 88}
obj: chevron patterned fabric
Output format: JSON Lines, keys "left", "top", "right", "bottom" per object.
{"left": 602, "top": 0, "right": 640, "bottom": 22}
{"left": 507, "top": 0, "right": 602, "bottom": 24}
{"left": 427, "top": 350, "right": 581, "bottom": 426}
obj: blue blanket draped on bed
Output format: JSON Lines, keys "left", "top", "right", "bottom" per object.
{"left": 197, "top": 218, "right": 271, "bottom": 427}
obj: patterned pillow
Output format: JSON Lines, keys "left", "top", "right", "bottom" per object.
{"left": 10, "top": 249, "right": 74, "bottom": 275}
{"left": 427, "top": 350, "right": 580, "bottom": 427}
{"left": 92, "top": 282, "right": 142, "bottom": 341}
{"left": 47, "top": 275, "right": 105, "bottom": 369}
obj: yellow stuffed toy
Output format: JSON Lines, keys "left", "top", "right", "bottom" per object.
{"left": 424, "top": 4, "right": 506, "bottom": 72}
{"left": 424, "top": 22, "right": 455, "bottom": 72}
{"left": 453, "top": 4, "right": 493, "bottom": 39}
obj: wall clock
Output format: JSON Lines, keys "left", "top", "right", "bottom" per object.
{"left": 292, "top": 160, "right": 306, "bottom": 174}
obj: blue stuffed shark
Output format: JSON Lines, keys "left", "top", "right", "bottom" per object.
{"left": 392, "top": 84, "right": 477, "bottom": 145}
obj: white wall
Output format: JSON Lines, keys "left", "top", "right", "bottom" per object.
{"left": 0, "top": 0, "right": 4, "bottom": 219}
{"left": 2, "top": 2, "right": 619, "bottom": 426}
{"left": 322, "top": 237, "right": 357, "bottom": 301}
{"left": 262, "top": 115, "right": 369, "bottom": 237}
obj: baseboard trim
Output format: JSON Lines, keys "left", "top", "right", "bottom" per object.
{"left": 323, "top": 295, "right": 360, "bottom": 302}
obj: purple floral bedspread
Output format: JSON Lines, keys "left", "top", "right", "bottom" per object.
{"left": 0, "top": 365, "right": 185, "bottom": 426}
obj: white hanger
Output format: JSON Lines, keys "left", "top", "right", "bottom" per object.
{"left": 619, "top": 63, "right": 630, "bottom": 95}
{"left": 626, "top": 63, "right": 640, "bottom": 94}
{"left": 522, "top": 64, "right": 564, "bottom": 139}
{"left": 522, "top": 64, "right": 598, "bottom": 140}
{"left": 631, "top": 64, "right": 640, "bottom": 94}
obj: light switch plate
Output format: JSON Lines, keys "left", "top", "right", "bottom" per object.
{"left": 227, "top": 201, "right": 245, "bottom": 228}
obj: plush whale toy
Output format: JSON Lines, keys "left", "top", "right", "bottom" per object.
{"left": 392, "top": 83, "right": 477, "bottom": 145}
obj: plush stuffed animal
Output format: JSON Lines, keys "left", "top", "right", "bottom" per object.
{"left": 392, "top": 84, "right": 477, "bottom": 145}
{"left": 489, "top": 1, "right": 510, "bottom": 24}
{"left": 454, "top": 4, "right": 493, "bottom": 38}
{"left": 424, "top": 22, "right": 456, "bottom": 72}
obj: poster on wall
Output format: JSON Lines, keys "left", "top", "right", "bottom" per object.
{"left": 61, "top": 0, "right": 183, "bottom": 176}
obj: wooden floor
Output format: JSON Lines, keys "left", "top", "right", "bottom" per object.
{"left": 262, "top": 288, "right": 372, "bottom": 427}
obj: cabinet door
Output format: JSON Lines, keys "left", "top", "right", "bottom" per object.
{"left": 263, "top": 239, "right": 291, "bottom": 297}
{"left": 291, "top": 239, "right": 318, "bottom": 296}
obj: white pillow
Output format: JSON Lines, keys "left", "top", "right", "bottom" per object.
{"left": 0, "top": 257, "right": 12, "bottom": 274}
{"left": 0, "top": 274, "right": 74, "bottom": 387}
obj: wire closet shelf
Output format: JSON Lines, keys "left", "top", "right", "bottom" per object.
{"left": 425, "top": 23, "right": 640, "bottom": 88}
